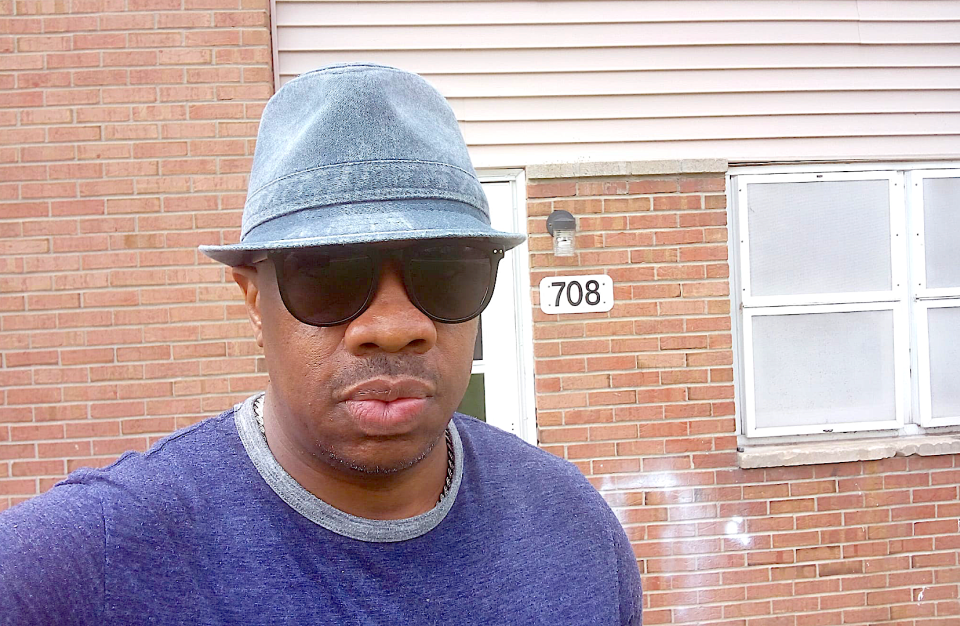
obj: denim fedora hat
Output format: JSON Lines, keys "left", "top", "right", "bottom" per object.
{"left": 200, "top": 63, "right": 526, "bottom": 267}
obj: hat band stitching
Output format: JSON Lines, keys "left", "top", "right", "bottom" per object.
{"left": 241, "top": 195, "right": 488, "bottom": 240}
{"left": 246, "top": 159, "right": 480, "bottom": 201}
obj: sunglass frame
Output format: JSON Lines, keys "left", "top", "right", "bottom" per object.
{"left": 267, "top": 242, "right": 505, "bottom": 327}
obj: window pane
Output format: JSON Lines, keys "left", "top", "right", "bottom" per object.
{"left": 923, "top": 177, "right": 960, "bottom": 289}
{"left": 746, "top": 180, "right": 892, "bottom": 297}
{"left": 751, "top": 310, "right": 896, "bottom": 430}
{"left": 927, "top": 306, "right": 960, "bottom": 419}
{"left": 457, "top": 373, "right": 486, "bottom": 421}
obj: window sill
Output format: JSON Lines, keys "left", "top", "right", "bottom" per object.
{"left": 738, "top": 435, "right": 960, "bottom": 469}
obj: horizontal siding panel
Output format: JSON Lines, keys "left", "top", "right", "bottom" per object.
{"left": 408, "top": 68, "right": 960, "bottom": 98}
{"left": 858, "top": 0, "right": 960, "bottom": 21}
{"left": 277, "top": 22, "right": 865, "bottom": 51}
{"left": 860, "top": 20, "right": 960, "bottom": 43}
{"left": 449, "top": 91, "right": 960, "bottom": 121}
{"left": 278, "top": 45, "right": 960, "bottom": 76}
{"left": 278, "top": 0, "right": 960, "bottom": 25}
{"left": 467, "top": 135, "right": 960, "bottom": 168}
{"left": 460, "top": 113, "right": 960, "bottom": 145}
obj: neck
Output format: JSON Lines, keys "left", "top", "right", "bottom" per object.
{"left": 259, "top": 392, "right": 451, "bottom": 520}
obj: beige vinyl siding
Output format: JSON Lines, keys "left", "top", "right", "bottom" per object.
{"left": 273, "top": 0, "right": 960, "bottom": 167}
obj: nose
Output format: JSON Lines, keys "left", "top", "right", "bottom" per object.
{"left": 343, "top": 260, "right": 437, "bottom": 355}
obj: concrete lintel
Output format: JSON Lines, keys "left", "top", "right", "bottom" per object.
{"left": 739, "top": 435, "right": 960, "bottom": 469}
{"left": 527, "top": 159, "right": 727, "bottom": 181}
{"left": 680, "top": 158, "right": 728, "bottom": 174}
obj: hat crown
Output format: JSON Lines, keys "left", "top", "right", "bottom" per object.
{"left": 199, "top": 63, "right": 525, "bottom": 267}
{"left": 243, "top": 64, "right": 487, "bottom": 240}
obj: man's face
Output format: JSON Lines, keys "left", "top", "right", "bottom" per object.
{"left": 236, "top": 247, "right": 477, "bottom": 475}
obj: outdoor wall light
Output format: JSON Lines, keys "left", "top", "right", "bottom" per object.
{"left": 546, "top": 209, "right": 577, "bottom": 257}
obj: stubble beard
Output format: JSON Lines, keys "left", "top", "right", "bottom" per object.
{"left": 319, "top": 430, "right": 444, "bottom": 475}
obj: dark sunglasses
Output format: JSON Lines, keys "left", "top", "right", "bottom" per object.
{"left": 265, "top": 242, "right": 504, "bottom": 327}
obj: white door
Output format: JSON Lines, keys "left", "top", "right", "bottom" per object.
{"left": 455, "top": 173, "right": 537, "bottom": 444}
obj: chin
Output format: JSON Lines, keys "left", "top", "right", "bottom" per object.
{"left": 317, "top": 433, "right": 442, "bottom": 476}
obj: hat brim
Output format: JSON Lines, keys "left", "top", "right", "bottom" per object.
{"left": 199, "top": 199, "right": 527, "bottom": 267}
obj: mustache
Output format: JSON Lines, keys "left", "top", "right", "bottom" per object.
{"left": 329, "top": 354, "right": 438, "bottom": 389}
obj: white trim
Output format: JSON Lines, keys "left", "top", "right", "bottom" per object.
{"left": 737, "top": 170, "right": 903, "bottom": 306}
{"left": 744, "top": 291, "right": 900, "bottom": 308}
{"left": 270, "top": 0, "right": 281, "bottom": 90}
{"left": 916, "top": 290, "right": 960, "bottom": 301}
{"left": 474, "top": 172, "right": 537, "bottom": 445}
{"left": 890, "top": 173, "right": 909, "bottom": 298}
{"left": 726, "top": 171, "right": 746, "bottom": 440}
{"left": 729, "top": 161, "right": 960, "bottom": 177}
{"left": 742, "top": 301, "right": 907, "bottom": 438}
{"left": 910, "top": 168, "right": 960, "bottom": 298}
{"left": 915, "top": 300, "right": 960, "bottom": 428}
{"left": 509, "top": 171, "right": 539, "bottom": 446}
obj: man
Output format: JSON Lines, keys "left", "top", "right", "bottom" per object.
{"left": 0, "top": 63, "right": 642, "bottom": 625}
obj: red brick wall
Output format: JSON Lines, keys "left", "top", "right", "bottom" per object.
{"left": 527, "top": 173, "right": 960, "bottom": 626}
{"left": 0, "top": 0, "right": 273, "bottom": 506}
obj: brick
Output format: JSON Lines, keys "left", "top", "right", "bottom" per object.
{"left": 912, "top": 486, "right": 958, "bottom": 503}
{"left": 101, "top": 86, "right": 156, "bottom": 104}
{"left": 527, "top": 182, "right": 577, "bottom": 199}
{"left": 92, "top": 437, "right": 148, "bottom": 456}
{"left": 0, "top": 479, "right": 38, "bottom": 496}
{"left": 98, "top": 12, "right": 155, "bottom": 29}
{"left": 0, "top": 441, "right": 36, "bottom": 460}
{"left": 604, "top": 197, "right": 652, "bottom": 213}
{"left": 680, "top": 245, "right": 728, "bottom": 262}
{"left": 73, "top": 69, "right": 128, "bottom": 87}
{"left": 11, "top": 459, "right": 65, "bottom": 477}
{"left": 10, "top": 424, "right": 63, "bottom": 442}
{"left": 37, "top": 440, "right": 92, "bottom": 458}
{"left": 121, "top": 417, "right": 175, "bottom": 435}
{"left": 4, "top": 350, "right": 58, "bottom": 367}
{"left": 561, "top": 408, "right": 613, "bottom": 425}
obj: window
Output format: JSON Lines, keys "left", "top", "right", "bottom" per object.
{"left": 731, "top": 167, "right": 960, "bottom": 438}
{"left": 912, "top": 171, "right": 960, "bottom": 428}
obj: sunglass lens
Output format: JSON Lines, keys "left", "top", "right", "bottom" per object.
{"left": 406, "top": 245, "right": 496, "bottom": 322}
{"left": 276, "top": 251, "right": 375, "bottom": 326}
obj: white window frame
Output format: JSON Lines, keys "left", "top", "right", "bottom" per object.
{"left": 475, "top": 172, "right": 538, "bottom": 445}
{"left": 738, "top": 171, "right": 907, "bottom": 309}
{"left": 731, "top": 164, "right": 960, "bottom": 440}
{"left": 741, "top": 302, "right": 910, "bottom": 438}
{"left": 910, "top": 169, "right": 960, "bottom": 428}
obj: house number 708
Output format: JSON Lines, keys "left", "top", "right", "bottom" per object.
{"left": 539, "top": 274, "right": 614, "bottom": 314}
{"left": 551, "top": 279, "right": 601, "bottom": 307}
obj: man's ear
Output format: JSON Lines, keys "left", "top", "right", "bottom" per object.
{"left": 232, "top": 266, "right": 263, "bottom": 348}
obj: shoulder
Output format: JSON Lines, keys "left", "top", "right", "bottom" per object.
{"left": 63, "top": 406, "right": 240, "bottom": 495}
{"left": 19, "top": 406, "right": 248, "bottom": 536}
{"left": 450, "top": 414, "right": 641, "bottom": 622}
{"left": 0, "top": 482, "right": 107, "bottom": 624}
{"left": 452, "top": 413, "right": 613, "bottom": 519}
{"left": 453, "top": 412, "right": 582, "bottom": 476}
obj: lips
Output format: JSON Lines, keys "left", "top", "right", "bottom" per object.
{"left": 340, "top": 378, "right": 435, "bottom": 434}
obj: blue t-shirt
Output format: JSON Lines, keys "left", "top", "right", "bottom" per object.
{"left": 0, "top": 395, "right": 642, "bottom": 625}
